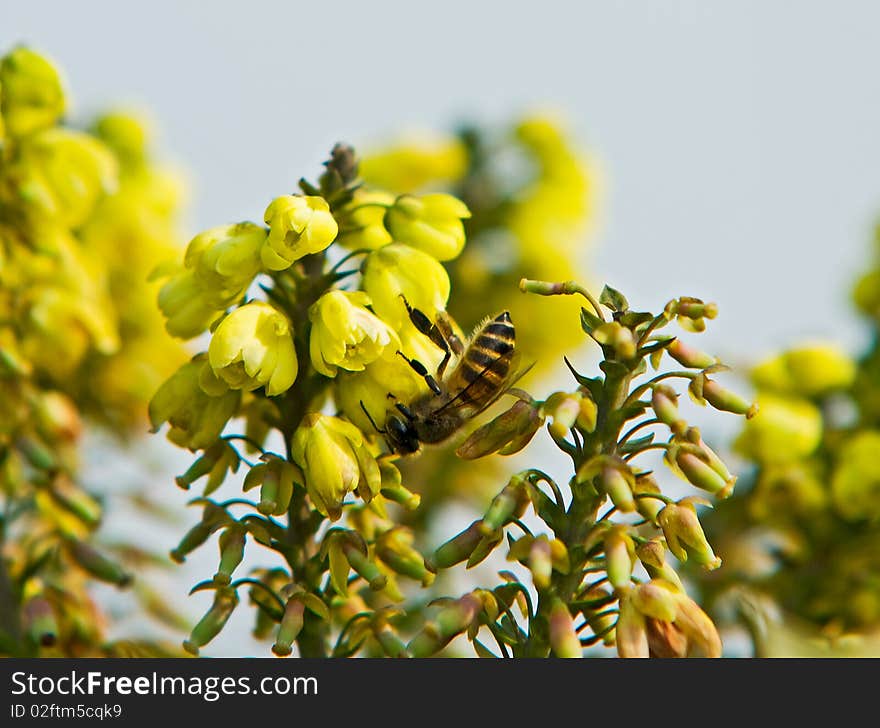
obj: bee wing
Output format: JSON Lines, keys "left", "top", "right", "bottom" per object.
{"left": 437, "top": 351, "right": 533, "bottom": 417}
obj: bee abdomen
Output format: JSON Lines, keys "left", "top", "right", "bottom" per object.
{"left": 460, "top": 311, "right": 514, "bottom": 386}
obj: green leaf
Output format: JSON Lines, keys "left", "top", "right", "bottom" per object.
{"left": 599, "top": 285, "right": 629, "bottom": 312}
{"left": 619, "top": 433, "right": 656, "bottom": 455}
{"left": 300, "top": 593, "right": 330, "bottom": 622}
{"left": 472, "top": 638, "right": 498, "bottom": 658}
{"left": 619, "top": 310, "right": 653, "bottom": 328}
{"left": 580, "top": 307, "right": 603, "bottom": 334}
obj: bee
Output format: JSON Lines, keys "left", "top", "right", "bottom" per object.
{"left": 362, "top": 299, "right": 526, "bottom": 455}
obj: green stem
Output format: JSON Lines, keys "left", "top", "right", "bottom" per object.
{"left": 525, "top": 367, "right": 633, "bottom": 656}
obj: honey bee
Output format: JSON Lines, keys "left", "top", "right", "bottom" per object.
{"left": 362, "top": 299, "right": 526, "bottom": 455}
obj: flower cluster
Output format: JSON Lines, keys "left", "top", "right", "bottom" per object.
{"left": 150, "top": 141, "right": 486, "bottom": 655}
{"left": 0, "top": 46, "right": 190, "bottom": 656}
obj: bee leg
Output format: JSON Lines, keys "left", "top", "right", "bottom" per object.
{"left": 359, "top": 401, "right": 387, "bottom": 434}
{"left": 395, "top": 403, "right": 415, "bottom": 421}
{"left": 399, "top": 295, "right": 454, "bottom": 377}
{"left": 396, "top": 351, "right": 443, "bottom": 396}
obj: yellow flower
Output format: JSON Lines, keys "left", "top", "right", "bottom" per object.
{"left": 335, "top": 190, "right": 394, "bottom": 250}
{"left": 11, "top": 128, "right": 118, "bottom": 228}
{"left": 261, "top": 195, "right": 338, "bottom": 270}
{"left": 91, "top": 110, "right": 150, "bottom": 170}
{"left": 734, "top": 393, "right": 822, "bottom": 464}
{"left": 156, "top": 268, "right": 223, "bottom": 340}
{"left": 291, "top": 413, "right": 381, "bottom": 520}
{"left": 208, "top": 301, "right": 297, "bottom": 396}
{"left": 359, "top": 136, "right": 467, "bottom": 193}
{"left": 361, "top": 243, "right": 450, "bottom": 329}
{"left": 0, "top": 47, "right": 66, "bottom": 137}
{"left": 335, "top": 351, "right": 426, "bottom": 434}
{"left": 831, "top": 431, "right": 880, "bottom": 521}
{"left": 657, "top": 500, "right": 721, "bottom": 571}
{"left": 751, "top": 344, "right": 856, "bottom": 398}
{"left": 384, "top": 193, "right": 471, "bottom": 261}
{"left": 308, "top": 290, "right": 398, "bottom": 377}
{"left": 185, "top": 222, "right": 266, "bottom": 306}
{"left": 149, "top": 356, "right": 241, "bottom": 451}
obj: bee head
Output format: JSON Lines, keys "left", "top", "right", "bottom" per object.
{"left": 385, "top": 413, "right": 421, "bottom": 455}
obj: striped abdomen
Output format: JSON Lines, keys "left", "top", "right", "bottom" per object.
{"left": 448, "top": 311, "right": 515, "bottom": 406}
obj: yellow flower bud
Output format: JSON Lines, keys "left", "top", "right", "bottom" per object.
{"left": 12, "top": 128, "right": 118, "bottom": 228}
{"left": 185, "top": 222, "right": 267, "bottom": 307}
{"left": 831, "top": 430, "right": 880, "bottom": 521}
{"left": 208, "top": 301, "right": 298, "bottom": 396}
{"left": 752, "top": 344, "right": 856, "bottom": 398}
{"left": 359, "top": 136, "right": 467, "bottom": 193}
{"left": 156, "top": 268, "right": 223, "bottom": 340}
{"left": 734, "top": 393, "right": 822, "bottom": 464}
{"left": 361, "top": 243, "right": 451, "bottom": 328}
{"left": 261, "top": 195, "right": 338, "bottom": 270}
{"left": 335, "top": 190, "right": 394, "bottom": 250}
{"left": 0, "top": 47, "right": 66, "bottom": 137}
{"left": 384, "top": 193, "right": 471, "bottom": 261}
{"left": 308, "top": 290, "right": 399, "bottom": 377}
{"left": 149, "top": 357, "right": 241, "bottom": 451}
{"left": 658, "top": 500, "right": 721, "bottom": 570}
{"left": 92, "top": 110, "right": 150, "bottom": 169}
{"left": 291, "top": 413, "right": 381, "bottom": 520}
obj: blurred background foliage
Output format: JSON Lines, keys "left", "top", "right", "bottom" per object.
{"left": 0, "top": 46, "right": 189, "bottom": 656}
{"left": 692, "top": 224, "right": 880, "bottom": 656}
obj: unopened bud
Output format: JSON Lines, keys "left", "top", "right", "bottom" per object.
{"left": 604, "top": 527, "right": 635, "bottom": 592}
{"left": 543, "top": 392, "right": 583, "bottom": 439}
{"left": 340, "top": 540, "right": 387, "bottom": 592}
{"left": 577, "top": 393, "right": 598, "bottom": 432}
{"left": 183, "top": 588, "right": 239, "bottom": 655}
{"left": 594, "top": 322, "right": 637, "bottom": 360}
{"left": 66, "top": 540, "right": 132, "bottom": 587}
{"left": 214, "top": 526, "right": 247, "bottom": 585}
{"left": 635, "top": 539, "right": 683, "bottom": 589}
{"left": 482, "top": 474, "right": 530, "bottom": 532}
{"left": 170, "top": 502, "right": 229, "bottom": 563}
{"left": 528, "top": 536, "right": 553, "bottom": 590}
{"left": 652, "top": 385, "right": 686, "bottom": 433}
{"left": 549, "top": 598, "right": 582, "bottom": 658}
{"left": 600, "top": 464, "right": 636, "bottom": 513}
{"left": 48, "top": 477, "right": 101, "bottom": 528}
{"left": 379, "top": 462, "right": 420, "bottom": 510}
{"left": 666, "top": 339, "right": 717, "bottom": 370}
{"left": 175, "top": 441, "right": 226, "bottom": 490}
{"left": 701, "top": 378, "right": 758, "bottom": 419}
{"left": 631, "top": 580, "right": 679, "bottom": 623}
{"left": 658, "top": 501, "right": 721, "bottom": 570}
{"left": 430, "top": 520, "right": 484, "bottom": 570}
{"left": 616, "top": 591, "right": 649, "bottom": 658}
{"left": 272, "top": 598, "right": 305, "bottom": 657}
{"left": 666, "top": 297, "right": 717, "bottom": 321}
{"left": 376, "top": 527, "right": 434, "bottom": 586}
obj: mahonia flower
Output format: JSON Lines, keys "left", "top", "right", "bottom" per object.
{"left": 0, "top": 46, "right": 66, "bottom": 137}
{"left": 308, "top": 290, "right": 399, "bottom": 377}
{"left": 751, "top": 344, "right": 856, "bottom": 398}
{"left": 11, "top": 128, "right": 118, "bottom": 228}
{"left": 734, "top": 393, "right": 822, "bottom": 464}
{"left": 361, "top": 243, "right": 450, "bottom": 328}
{"left": 831, "top": 431, "right": 880, "bottom": 521}
{"left": 291, "top": 413, "right": 381, "bottom": 520}
{"left": 359, "top": 135, "right": 467, "bottom": 193}
{"left": 336, "top": 190, "right": 394, "bottom": 250}
{"left": 149, "top": 357, "right": 240, "bottom": 451}
{"left": 156, "top": 268, "right": 224, "bottom": 340}
{"left": 185, "top": 222, "right": 266, "bottom": 306}
{"left": 261, "top": 195, "right": 338, "bottom": 270}
{"left": 207, "top": 301, "right": 297, "bottom": 396}
{"left": 384, "top": 193, "right": 471, "bottom": 261}
{"left": 617, "top": 581, "right": 721, "bottom": 658}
